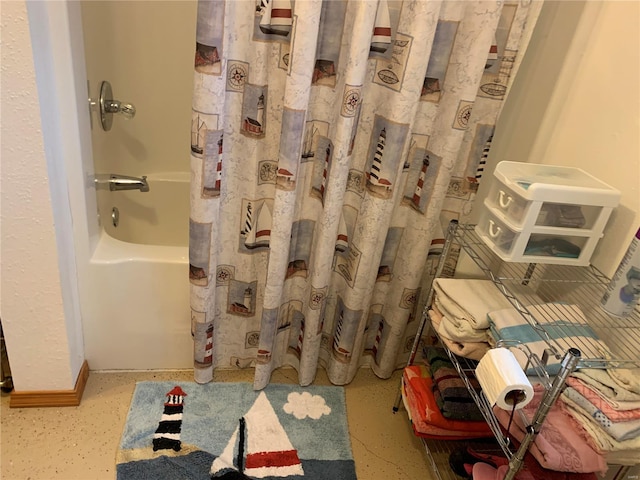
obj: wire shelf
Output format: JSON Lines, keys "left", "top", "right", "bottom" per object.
{"left": 398, "top": 222, "right": 639, "bottom": 480}
{"left": 452, "top": 223, "right": 640, "bottom": 370}
{"left": 436, "top": 340, "right": 552, "bottom": 460}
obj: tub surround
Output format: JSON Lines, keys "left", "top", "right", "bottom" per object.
{"left": 97, "top": 172, "right": 190, "bottom": 247}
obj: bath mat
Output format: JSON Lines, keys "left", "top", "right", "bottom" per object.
{"left": 116, "top": 381, "right": 357, "bottom": 480}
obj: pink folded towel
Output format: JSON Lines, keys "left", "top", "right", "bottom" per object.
{"left": 566, "top": 377, "right": 640, "bottom": 422}
{"left": 493, "top": 385, "right": 608, "bottom": 474}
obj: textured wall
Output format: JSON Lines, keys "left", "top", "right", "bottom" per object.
{"left": 0, "top": 1, "right": 75, "bottom": 390}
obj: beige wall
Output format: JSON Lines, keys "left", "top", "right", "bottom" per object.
{"left": 534, "top": 1, "right": 639, "bottom": 275}
{"left": 477, "top": 0, "right": 640, "bottom": 277}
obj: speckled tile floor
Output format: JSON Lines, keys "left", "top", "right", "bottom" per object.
{"left": 0, "top": 367, "right": 430, "bottom": 480}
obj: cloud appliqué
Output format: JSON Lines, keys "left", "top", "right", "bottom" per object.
{"left": 283, "top": 392, "right": 331, "bottom": 420}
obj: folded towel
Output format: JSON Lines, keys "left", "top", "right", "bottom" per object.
{"left": 564, "top": 407, "right": 640, "bottom": 464}
{"left": 572, "top": 369, "right": 640, "bottom": 403}
{"left": 566, "top": 377, "right": 640, "bottom": 420}
{"left": 433, "top": 296, "right": 492, "bottom": 342}
{"left": 424, "top": 346, "right": 485, "bottom": 421}
{"left": 560, "top": 395, "right": 640, "bottom": 458}
{"left": 608, "top": 368, "right": 640, "bottom": 395}
{"left": 454, "top": 444, "right": 600, "bottom": 480}
{"left": 402, "top": 366, "right": 492, "bottom": 439}
{"left": 433, "top": 278, "right": 513, "bottom": 330}
{"left": 494, "top": 384, "right": 608, "bottom": 474}
{"left": 561, "top": 387, "right": 640, "bottom": 442}
{"left": 429, "top": 308, "right": 490, "bottom": 361}
{"left": 488, "top": 303, "right": 609, "bottom": 375}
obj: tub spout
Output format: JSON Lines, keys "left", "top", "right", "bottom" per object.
{"left": 109, "top": 174, "right": 149, "bottom": 192}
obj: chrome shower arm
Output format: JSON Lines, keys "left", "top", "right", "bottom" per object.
{"left": 106, "top": 174, "right": 149, "bottom": 192}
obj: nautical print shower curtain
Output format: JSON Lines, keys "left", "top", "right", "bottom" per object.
{"left": 189, "top": 0, "right": 543, "bottom": 388}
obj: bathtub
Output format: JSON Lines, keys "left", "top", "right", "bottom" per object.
{"left": 82, "top": 172, "right": 193, "bottom": 370}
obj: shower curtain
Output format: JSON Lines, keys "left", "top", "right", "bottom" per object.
{"left": 189, "top": 0, "right": 542, "bottom": 388}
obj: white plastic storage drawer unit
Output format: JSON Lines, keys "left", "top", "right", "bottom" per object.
{"left": 476, "top": 161, "right": 620, "bottom": 265}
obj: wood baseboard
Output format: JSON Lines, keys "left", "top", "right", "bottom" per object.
{"left": 9, "top": 360, "right": 90, "bottom": 408}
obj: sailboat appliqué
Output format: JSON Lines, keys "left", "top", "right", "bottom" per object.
{"left": 211, "top": 392, "right": 304, "bottom": 478}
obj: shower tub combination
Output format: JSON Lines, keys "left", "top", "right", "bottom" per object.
{"left": 82, "top": 172, "right": 193, "bottom": 370}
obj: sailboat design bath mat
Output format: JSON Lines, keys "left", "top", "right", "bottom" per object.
{"left": 116, "top": 381, "right": 357, "bottom": 480}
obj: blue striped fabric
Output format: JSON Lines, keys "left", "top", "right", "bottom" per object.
{"left": 491, "top": 320, "right": 600, "bottom": 344}
{"left": 488, "top": 303, "right": 609, "bottom": 375}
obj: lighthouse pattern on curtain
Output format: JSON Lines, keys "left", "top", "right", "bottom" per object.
{"left": 188, "top": 0, "right": 544, "bottom": 387}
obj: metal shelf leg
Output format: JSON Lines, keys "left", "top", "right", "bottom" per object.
{"left": 393, "top": 221, "right": 459, "bottom": 413}
{"left": 503, "top": 348, "right": 581, "bottom": 480}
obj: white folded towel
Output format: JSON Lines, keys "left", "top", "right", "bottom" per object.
{"left": 573, "top": 368, "right": 640, "bottom": 403}
{"left": 428, "top": 308, "right": 490, "bottom": 361}
{"left": 433, "top": 296, "right": 491, "bottom": 342}
{"left": 433, "top": 278, "right": 513, "bottom": 329}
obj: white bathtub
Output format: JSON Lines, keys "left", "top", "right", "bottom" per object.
{"left": 82, "top": 173, "right": 193, "bottom": 370}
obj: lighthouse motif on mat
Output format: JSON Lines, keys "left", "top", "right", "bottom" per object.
{"left": 153, "top": 386, "right": 187, "bottom": 452}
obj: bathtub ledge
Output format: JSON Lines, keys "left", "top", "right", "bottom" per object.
{"left": 91, "top": 230, "right": 188, "bottom": 264}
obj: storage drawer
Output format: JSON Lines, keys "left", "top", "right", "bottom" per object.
{"left": 485, "top": 182, "right": 530, "bottom": 226}
{"left": 522, "top": 233, "right": 589, "bottom": 260}
{"left": 486, "top": 182, "right": 606, "bottom": 231}
{"left": 477, "top": 161, "right": 621, "bottom": 265}
{"left": 476, "top": 208, "right": 518, "bottom": 256}
{"left": 476, "top": 208, "right": 599, "bottom": 265}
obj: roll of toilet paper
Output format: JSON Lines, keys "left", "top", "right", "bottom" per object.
{"left": 475, "top": 347, "right": 534, "bottom": 410}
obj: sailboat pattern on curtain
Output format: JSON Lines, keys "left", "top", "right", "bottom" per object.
{"left": 189, "top": 0, "right": 543, "bottom": 387}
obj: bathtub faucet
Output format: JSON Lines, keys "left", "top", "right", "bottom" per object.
{"left": 109, "top": 174, "right": 150, "bottom": 192}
